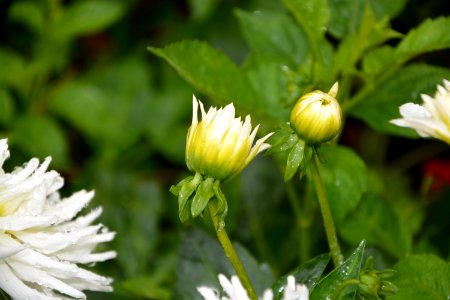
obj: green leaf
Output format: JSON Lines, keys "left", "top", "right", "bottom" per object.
{"left": 272, "top": 254, "right": 330, "bottom": 299}
{"left": 396, "top": 17, "right": 450, "bottom": 62}
{"left": 320, "top": 145, "right": 366, "bottom": 225}
{"left": 8, "top": 1, "right": 44, "bottom": 33}
{"left": 340, "top": 193, "right": 411, "bottom": 258}
{"left": 235, "top": 9, "right": 309, "bottom": 67}
{"left": 54, "top": 0, "right": 124, "bottom": 39}
{"left": 174, "top": 228, "right": 275, "bottom": 299}
{"left": 283, "top": 0, "right": 329, "bottom": 39}
{"left": 148, "top": 40, "right": 259, "bottom": 113}
{"left": 10, "top": 115, "right": 68, "bottom": 168}
{"left": 388, "top": 255, "right": 450, "bottom": 300}
{"left": 310, "top": 240, "right": 366, "bottom": 300}
{"left": 349, "top": 64, "right": 450, "bottom": 137}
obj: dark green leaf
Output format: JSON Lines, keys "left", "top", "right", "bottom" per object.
{"left": 148, "top": 40, "right": 260, "bottom": 114}
{"left": 54, "top": 0, "right": 125, "bottom": 39}
{"left": 349, "top": 64, "right": 450, "bottom": 137}
{"left": 320, "top": 145, "right": 367, "bottom": 225}
{"left": 396, "top": 17, "right": 450, "bottom": 62}
{"left": 10, "top": 115, "right": 68, "bottom": 168}
{"left": 0, "top": 48, "right": 28, "bottom": 93}
{"left": 310, "top": 240, "right": 366, "bottom": 300}
{"left": 235, "top": 9, "right": 309, "bottom": 67}
{"left": 272, "top": 254, "right": 330, "bottom": 299}
{"left": 388, "top": 255, "right": 450, "bottom": 300}
{"left": 122, "top": 276, "right": 171, "bottom": 299}
{"left": 340, "top": 193, "right": 411, "bottom": 258}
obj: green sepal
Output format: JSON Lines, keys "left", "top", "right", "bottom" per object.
{"left": 284, "top": 140, "right": 305, "bottom": 181}
{"left": 191, "top": 177, "right": 215, "bottom": 217}
{"left": 171, "top": 173, "right": 202, "bottom": 223}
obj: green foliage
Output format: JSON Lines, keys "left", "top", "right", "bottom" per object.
{"left": 389, "top": 255, "right": 450, "bottom": 300}
{"left": 1, "top": 0, "right": 450, "bottom": 299}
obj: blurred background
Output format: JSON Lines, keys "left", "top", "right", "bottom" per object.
{"left": 0, "top": 0, "right": 449, "bottom": 299}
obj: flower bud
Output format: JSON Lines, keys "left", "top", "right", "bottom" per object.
{"left": 290, "top": 82, "right": 342, "bottom": 144}
{"left": 186, "top": 95, "right": 273, "bottom": 181}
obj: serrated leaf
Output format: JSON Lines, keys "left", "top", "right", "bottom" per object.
{"left": 10, "top": 115, "right": 68, "bottom": 168}
{"left": 283, "top": 0, "right": 329, "bottom": 39}
{"left": 349, "top": 64, "right": 450, "bottom": 137}
{"left": 388, "top": 255, "right": 450, "bottom": 300}
{"left": 148, "top": 40, "right": 260, "bottom": 114}
{"left": 320, "top": 145, "right": 366, "bottom": 225}
{"left": 396, "top": 17, "right": 450, "bottom": 61}
{"left": 310, "top": 241, "right": 366, "bottom": 300}
{"left": 340, "top": 193, "right": 411, "bottom": 258}
{"left": 235, "top": 9, "right": 309, "bottom": 67}
{"left": 54, "top": 0, "right": 124, "bottom": 39}
{"left": 272, "top": 254, "right": 330, "bottom": 300}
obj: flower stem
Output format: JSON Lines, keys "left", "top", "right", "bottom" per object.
{"left": 208, "top": 201, "right": 258, "bottom": 300}
{"left": 310, "top": 151, "right": 344, "bottom": 267}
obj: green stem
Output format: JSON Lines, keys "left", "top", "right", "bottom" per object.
{"left": 208, "top": 201, "right": 258, "bottom": 300}
{"left": 310, "top": 151, "right": 344, "bottom": 267}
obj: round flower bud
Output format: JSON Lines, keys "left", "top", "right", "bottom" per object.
{"left": 186, "top": 95, "right": 273, "bottom": 181}
{"left": 290, "top": 82, "right": 342, "bottom": 144}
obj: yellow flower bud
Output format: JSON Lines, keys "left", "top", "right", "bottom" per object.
{"left": 290, "top": 82, "right": 342, "bottom": 144}
{"left": 186, "top": 95, "right": 273, "bottom": 181}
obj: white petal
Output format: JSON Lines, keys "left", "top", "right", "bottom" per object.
{"left": 0, "top": 215, "right": 57, "bottom": 231}
{"left": 0, "top": 139, "right": 10, "bottom": 169}
{"left": 197, "top": 286, "right": 221, "bottom": 300}
{"left": 0, "top": 232, "right": 24, "bottom": 259}
{"left": 0, "top": 262, "right": 59, "bottom": 300}
{"left": 398, "top": 103, "right": 430, "bottom": 119}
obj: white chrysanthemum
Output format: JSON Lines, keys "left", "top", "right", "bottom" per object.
{"left": 197, "top": 274, "right": 309, "bottom": 300}
{"left": 186, "top": 95, "right": 273, "bottom": 181}
{"left": 0, "top": 139, "right": 116, "bottom": 299}
{"left": 390, "top": 79, "right": 450, "bottom": 145}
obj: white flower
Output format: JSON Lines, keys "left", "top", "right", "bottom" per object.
{"left": 0, "top": 139, "right": 116, "bottom": 299}
{"left": 186, "top": 95, "right": 273, "bottom": 181}
{"left": 390, "top": 79, "right": 450, "bottom": 145}
{"left": 197, "top": 274, "right": 309, "bottom": 300}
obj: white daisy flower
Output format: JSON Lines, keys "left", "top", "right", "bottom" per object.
{"left": 0, "top": 139, "right": 116, "bottom": 299}
{"left": 186, "top": 95, "right": 273, "bottom": 181}
{"left": 390, "top": 79, "right": 450, "bottom": 145}
{"left": 197, "top": 274, "right": 309, "bottom": 300}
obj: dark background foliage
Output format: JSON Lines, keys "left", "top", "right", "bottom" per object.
{"left": 0, "top": 0, "right": 449, "bottom": 299}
